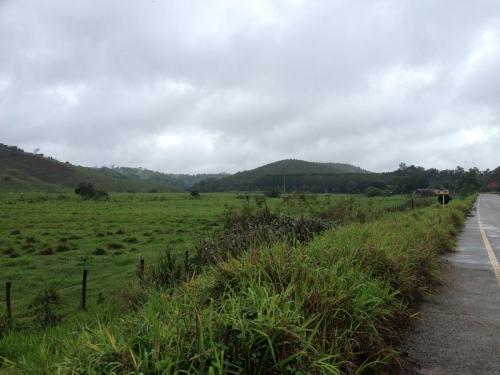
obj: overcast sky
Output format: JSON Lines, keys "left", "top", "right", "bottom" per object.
{"left": 1, "top": 0, "right": 500, "bottom": 173}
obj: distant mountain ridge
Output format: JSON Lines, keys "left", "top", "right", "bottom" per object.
{"left": 109, "top": 166, "right": 227, "bottom": 190}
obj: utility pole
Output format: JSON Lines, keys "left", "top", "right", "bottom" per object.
{"left": 283, "top": 175, "right": 286, "bottom": 194}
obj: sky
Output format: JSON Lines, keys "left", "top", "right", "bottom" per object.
{"left": 1, "top": 0, "right": 500, "bottom": 174}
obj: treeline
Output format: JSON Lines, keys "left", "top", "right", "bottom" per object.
{"left": 95, "top": 166, "right": 227, "bottom": 190}
{"left": 194, "top": 164, "right": 498, "bottom": 195}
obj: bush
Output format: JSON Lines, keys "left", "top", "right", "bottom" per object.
{"left": 365, "top": 186, "right": 384, "bottom": 197}
{"left": 55, "top": 244, "right": 70, "bottom": 253}
{"left": 190, "top": 190, "right": 200, "bottom": 198}
{"left": 264, "top": 190, "right": 281, "bottom": 198}
{"left": 146, "top": 248, "right": 190, "bottom": 288}
{"left": 92, "top": 248, "right": 107, "bottom": 256}
{"left": 39, "top": 248, "right": 54, "bottom": 256}
{"left": 2, "top": 248, "right": 20, "bottom": 258}
{"left": 29, "top": 289, "right": 62, "bottom": 328}
{"left": 193, "top": 207, "right": 334, "bottom": 269}
{"left": 75, "top": 183, "right": 108, "bottom": 200}
{"left": 107, "top": 242, "right": 124, "bottom": 250}
{"left": 75, "top": 183, "right": 96, "bottom": 199}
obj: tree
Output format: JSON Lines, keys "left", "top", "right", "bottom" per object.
{"left": 75, "top": 183, "right": 108, "bottom": 200}
{"left": 344, "top": 180, "right": 359, "bottom": 194}
{"left": 75, "top": 183, "right": 96, "bottom": 199}
{"left": 365, "top": 186, "right": 384, "bottom": 197}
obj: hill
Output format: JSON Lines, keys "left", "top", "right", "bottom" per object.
{"left": 193, "top": 159, "right": 369, "bottom": 192}
{"left": 238, "top": 159, "right": 367, "bottom": 176}
{"left": 0, "top": 144, "right": 176, "bottom": 192}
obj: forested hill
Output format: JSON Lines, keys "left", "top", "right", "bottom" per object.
{"left": 0, "top": 144, "right": 175, "bottom": 192}
{"left": 239, "top": 159, "right": 368, "bottom": 175}
{"left": 193, "top": 160, "right": 497, "bottom": 195}
{"left": 1, "top": 143, "right": 496, "bottom": 195}
{"left": 192, "top": 159, "right": 369, "bottom": 192}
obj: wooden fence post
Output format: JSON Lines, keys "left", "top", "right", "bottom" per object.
{"left": 137, "top": 257, "right": 145, "bottom": 285}
{"left": 5, "top": 281, "right": 12, "bottom": 321}
{"left": 81, "top": 269, "right": 88, "bottom": 310}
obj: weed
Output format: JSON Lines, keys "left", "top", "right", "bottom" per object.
{"left": 2, "top": 248, "right": 20, "bottom": 258}
{"left": 55, "top": 244, "right": 70, "bottom": 252}
{"left": 107, "top": 242, "right": 124, "bottom": 250}
{"left": 25, "top": 236, "right": 36, "bottom": 243}
{"left": 29, "top": 289, "right": 62, "bottom": 329}
{"left": 93, "top": 248, "right": 107, "bottom": 256}
{"left": 39, "top": 248, "right": 54, "bottom": 256}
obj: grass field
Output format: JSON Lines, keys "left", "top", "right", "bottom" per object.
{"left": 0, "top": 192, "right": 432, "bottom": 317}
{"left": 0, "top": 192, "right": 248, "bottom": 318}
{"left": 0, "top": 191, "right": 453, "bottom": 373}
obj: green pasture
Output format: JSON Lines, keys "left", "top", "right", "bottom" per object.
{"left": 0, "top": 192, "right": 425, "bottom": 321}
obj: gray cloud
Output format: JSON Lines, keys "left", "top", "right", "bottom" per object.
{"left": 1, "top": 0, "right": 500, "bottom": 173}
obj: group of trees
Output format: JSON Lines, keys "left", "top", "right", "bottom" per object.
{"left": 194, "top": 163, "right": 499, "bottom": 196}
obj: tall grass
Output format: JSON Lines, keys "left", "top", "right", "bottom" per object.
{"left": 0, "top": 197, "right": 474, "bottom": 373}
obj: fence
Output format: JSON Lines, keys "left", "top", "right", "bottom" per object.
{"left": 2, "top": 256, "right": 146, "bottom": 325}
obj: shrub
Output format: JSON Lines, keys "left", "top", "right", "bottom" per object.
{"left": 75, "top": 183, "right": 109, "bottom": 200}
{"left": 192, "top": 207, "right": 334, "bottom": 270}
{"left": 264, "top": 190, "right": 281, "bottom": 198}
{"left": 75, "top": 183, "right": 96, "bottom": 199}
{"left": 25, "top": 236, "right": 36, "bottom": 243}
{"left": 146, "top": 248, "right": 187, "bottom": 288}
{"left": 254, "top": 195, "right": 267, "bottom": 208}
{"left": 39, "top": 248, "right": 54, "bottom": 256}
{"left": 190, "top": 190, "right": 200, "bottom": 198}
{"left": 107, "top": 242, "right": 124, "bottom": 250}
{"left": 93, "top": 248, "right": 107, "bottom": 256}
{"left": 365, "top": 186, "right": 384, "bottom": 197}
{"left": 55, "top": 244, "right": 70, "bottom": 253}
{"left": 94, "top": 190, "right": 109, "bottom": 200}
{"left": 29, "top": 289, "right": 62, "bottom": 328}
{"left": 2, "top": 248, "right": 20, "bottom": 258}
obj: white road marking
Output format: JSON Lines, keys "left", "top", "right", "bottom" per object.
{"left": 477, "top": 196, "right": 500, "bottom": 287}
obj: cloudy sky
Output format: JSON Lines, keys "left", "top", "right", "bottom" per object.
{"left": 1, "top": 0, "right": 500, "bottom": 173}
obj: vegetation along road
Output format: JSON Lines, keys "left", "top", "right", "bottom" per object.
{"left": 400, "top": 193, "right": 500, "bottom": 374}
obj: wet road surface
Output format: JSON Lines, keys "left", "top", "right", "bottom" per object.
{"left": 399, "top": 194, "right": 500, "bottom": 374}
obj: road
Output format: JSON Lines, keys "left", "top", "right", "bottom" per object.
{"left": 399, "top": 193, "right": 500, "bottom": 374}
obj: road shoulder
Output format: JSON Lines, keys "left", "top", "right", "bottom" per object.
{"left": 398, "top": 197, "right": 500, "bottom": 374}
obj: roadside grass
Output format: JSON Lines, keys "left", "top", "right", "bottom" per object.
{"left": 0, "top": 196, "right": 474, "bottom": 373}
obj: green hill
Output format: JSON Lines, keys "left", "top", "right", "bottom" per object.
{"left": 239, "top": 159, "right": 367, "bottom": 176}
{"left": 193, "top": 159, "right": 369, "bottom": 192}
{"left": 0, "top": 144, "right": 176, "bottom": 192}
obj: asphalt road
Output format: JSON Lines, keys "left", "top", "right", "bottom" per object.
{"left": 399, "top": 193, "right": 500, "bottom": 375}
